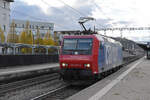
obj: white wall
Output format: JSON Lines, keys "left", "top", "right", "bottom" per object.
{"left": 0, "top": 0, "right": 11, "bottom": 38}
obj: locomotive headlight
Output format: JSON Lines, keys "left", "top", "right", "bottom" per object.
{"left": 84, "top": 64, "right": 90, "bottom": 68}
{"left": 62, "top": 63, "right": 68, "bottom": 67}
{"left": 87, "top": 64, "right": 90, "bottom": 67}
{"left": 62, "top": 63, "right": 66, "bottom": 67}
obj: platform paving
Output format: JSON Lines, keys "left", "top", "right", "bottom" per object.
{"left": 0, "top": 63, "right": 59, "bottom": 76}
{"left": 100, "top": 57, "right": 150, "bottom": 100}
{"left": 67, "top": 57, "right": 150, "bottom": 100}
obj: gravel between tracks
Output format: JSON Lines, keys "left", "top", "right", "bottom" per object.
{"left": 42, "top": 85, "right": 88, "bottom": 100}
{"left": 0, "top": 79, "right": 66, "bottom": 100}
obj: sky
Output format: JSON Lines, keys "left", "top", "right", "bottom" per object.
{"left": 10, "top": 0, "right": 150, "bottom": 42}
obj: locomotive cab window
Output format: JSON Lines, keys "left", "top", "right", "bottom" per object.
{"left": 62, "top": 38, "right": 93, "bottom": 55}
{"left": 77, "top": 39, "right": 92, "bottom": 50}
{"left": 63, "top": 39, "right": 77, "bottom": 50}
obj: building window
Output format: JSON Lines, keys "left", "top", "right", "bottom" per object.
{"left": 30, "top": 25, "right": 32, "bottom": 29}
{"left": 22, "top": 24, "right": 24, "bottom": 28}
{"left": 3, "top": 13, "right": 6, "bottom": 20}
{"left": 49, "top": 27, "right": 51, "bottom": 30}
{"left": 36, "top": 26, "right": 38, "bottom": 29}
{"left": 3, "top": 2, "right": 6, "bottom": 8}
{"left": 15, "top": 24, "right": 17, "bottom": 27}
{"left": 3, "top": 25, "right": 6, "bottom": 31}
{"left": 32, "top": 25, "right": 34, "bottom": 29}
{"left": 41, "top": 26, "right": 44, "bottom": 29}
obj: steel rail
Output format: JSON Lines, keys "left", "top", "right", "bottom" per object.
{"left": 0, "top": 73, "right": 59, "bottom": 95}
{"left": 30, "top": 85, "right": 69, "bottom": 100}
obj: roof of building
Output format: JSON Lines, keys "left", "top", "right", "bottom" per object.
{"left": 5, "top": 0, "right": 14, "bottom": 2}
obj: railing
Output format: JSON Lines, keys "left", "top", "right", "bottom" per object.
{"left": 0, "top": 43, "right": 60, "bottom": 55}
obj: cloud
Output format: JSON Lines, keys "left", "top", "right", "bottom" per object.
{"left": 11, "top": 0, "right": 108, "bottom": 30}
{"left": 10, "top": 0, "right": 150, "bottom": 42}
{"left": 11, "top": 1, "right": 48, "bottom": 21}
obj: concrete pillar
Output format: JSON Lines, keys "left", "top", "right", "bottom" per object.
{"left": 32, "top": 47, "right": 34, "bottom": 54}
{"left": 18, "top": 48, "right": 21, "bottom": 54}
{"left": 57, "top": 47, "right": 60, "bottom": 54}
{"left": 0, "top": 47, "right": 2, "bottom": 54}
{"left": 2, "top": 48, "right": 4, "bottom": 54}
{"left": 46, "top": 48, "right": 48, "bottom": 55}
{"left": 5, "top": 47, "right": 8, "bottom": 54}
{"left": 13, "top": 47, "right": 16, "bottom": 55}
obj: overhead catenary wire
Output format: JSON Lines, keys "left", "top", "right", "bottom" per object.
{"left": 10, "top": 0, "right": 105, "bottom": 30}
{"left": 56, "top": 0, "right": 86, "bottom": 17}
{"left": 93, "top": 2, "right": 112, "bottom": 20}
{"left": 92, "top": 2, "right": 114, "bottom": 29}
{"left": 11, "top": 9, "right": 70, "bottom": 30}
{"left": 57, "top": 0, "right": 106, "bottom": 29}
{"left": 40, "top": 0, "right": 79, "bottom": 24}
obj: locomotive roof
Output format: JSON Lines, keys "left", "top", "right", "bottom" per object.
{"left": 95, "top": 34, "right": 122, "bottom": 46}
{"left": 63, "top": 34, "right": 122, "bottom": 46}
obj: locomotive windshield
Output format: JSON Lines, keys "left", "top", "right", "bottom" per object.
{"left": 62, "top": 38, "right": 93, "bottom": 55}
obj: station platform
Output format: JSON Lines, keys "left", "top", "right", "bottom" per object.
{"left": 0, "top": 63, "right": 59, "bottom": 83}
{"left": 0, "top": 63, "right": 59, "bottom": 76}
{"left": 67, "top": 57, "right": 150, "bottom": 100}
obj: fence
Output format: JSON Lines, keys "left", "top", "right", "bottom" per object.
{"left": 0, "top": 54, "right": 59, "bottom": 67}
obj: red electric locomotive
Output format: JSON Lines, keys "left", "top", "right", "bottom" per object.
{"left": 59, "top": 34, "right": 123, "bottom": 81}
{"left": 59, "top": 17, "right": 123, "bottom": 82}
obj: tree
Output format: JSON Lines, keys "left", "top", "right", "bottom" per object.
{"left": 19, "top": 21, "right": 34, "bottom": 44}
{"left": 26, "top": 30, "right": 33, "bottom": 44}
{"left": 0, "top": 27, "right": 5, "bottom": 43}
{"left": 19, "top": 21, "right": 33, "bottom": 53}
{"left": 54, "top": 32, "right": 59, "bottom": 46}
{"left": 34, "top": 28, "right": 43, "bottom": 45}
{"left": 43, "top": 30, "right": 55, "bottom": 46}
{"left": 19, "top": 31, "right": 27, "bottom": 44}
{"left": 7, "top": 20, "right": 19, "bottom": 43}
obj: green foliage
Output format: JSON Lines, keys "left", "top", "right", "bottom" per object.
{"left": 7, "top": 20, "right": 19, "bottom": 43}
{"left": 4, "top": 20, "right": 59, "bottom": 54}
{"left": 0, "top": 27, "right": 5, "bottom": 43}
{"left": 19, "top": 31, "right": 27, "bottom": 43}
{"left": 34, "top": 28, "right": 43, "bottom": 45}
{"left": 43, "top": 30, "right": 55, "bottom": 46}
{"left": 54, "top": 32, "right": 59, "bottom": 46}
{"left": 26, "top": 30, "right": 33, "bottom": 44}
{"left": 19, "top": 21, "right": 33, "bottom": 53}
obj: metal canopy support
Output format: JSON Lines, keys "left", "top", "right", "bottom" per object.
{"left": 0, "top": 43, "right": 59, "bottom": 55}
{"left": 32, "top": 47, "right": 34, "bottom": 55}
{"left": 46, "top": 47, "right": 49, "bottom": 55}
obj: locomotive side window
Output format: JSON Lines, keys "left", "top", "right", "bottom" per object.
{"left": 147, "top": 51, "right": 150, "bottom": 59}
{"left": 148, "top": 51, "right": 150, "bottom": 55}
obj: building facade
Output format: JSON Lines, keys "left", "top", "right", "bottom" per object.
{"left": 0, "top": 0, "right": 13, "bottom": 35}
{"left": 12, "top": 19, "right": 54, "bottom": 38}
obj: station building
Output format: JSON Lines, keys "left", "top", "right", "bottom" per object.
{"left": 12, "top": 19, "right": 54, "bottom": 38}
{"left": 0, "top": 0, "right": 14, "bottom": 35}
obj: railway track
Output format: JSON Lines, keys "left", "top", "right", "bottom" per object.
{"left": 30, "top": 85, "right": 87, "bottom": 100}
{"left": 30, "top": 55, "right": 143, "bottom": 100}
{"left": 0, "top": 73, "right": 60, "bottom": 96}
{"left": 0, "top": 55, "right": 142, "bottom": 100}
